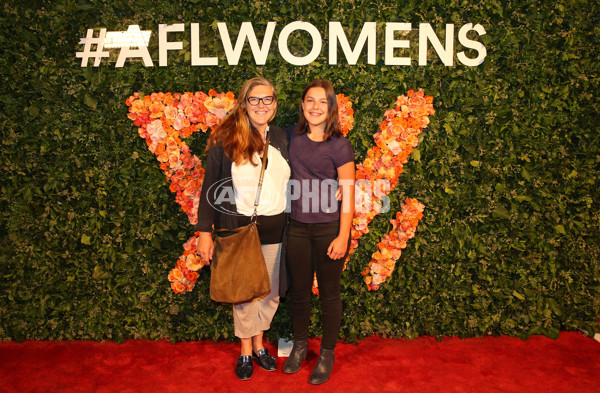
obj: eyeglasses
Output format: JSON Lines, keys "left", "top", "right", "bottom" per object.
{"left": 247, "top": 96, "right": 275, "bottom": 106}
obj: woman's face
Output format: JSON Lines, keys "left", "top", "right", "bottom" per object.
{"left": 246, "top": 85, "right": 276, "bottom": 132}
{"left": 302, "top": 87, "right": 329, "bottom": 130}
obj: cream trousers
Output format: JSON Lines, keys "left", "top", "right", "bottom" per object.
{"left": 233, "top": 243, "right": 281, "bottom": 338}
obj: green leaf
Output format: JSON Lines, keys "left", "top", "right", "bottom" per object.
{"left": 512, "top": 291, "right": 525, "bottom": 300}
{"left": 544, "top": 328, "right": 560, "bottom": 340}
{"left": 84, "top": 94, "right": 98, "bottom": 109}
{"left": 81, "top": 234, "right": 91, "bottom": 245}
{"left": 492, "top": 206, "right": 510, "bottom": 219}
{"left": 92, "top": 265, "right": 111, "bottom": 280}
{"left": 514, "top": 195, "right": 531, "bottom": 203}
{"left": 411, "top": 149, "right": 421, "bottom": 162}
{"left": 28, "top": 106, "right": 40, "bottom": 116}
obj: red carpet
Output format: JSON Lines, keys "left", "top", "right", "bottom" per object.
{"left": 1, "top": 333, "right": 599, "bottom": 393}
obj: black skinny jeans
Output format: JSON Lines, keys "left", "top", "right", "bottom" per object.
{"left": 286, "top": 219, "right": 347, "bottom": 350}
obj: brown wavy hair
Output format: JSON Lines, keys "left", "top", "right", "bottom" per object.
{"left": 206, "top": 77, "right": 277, "bottom": 165}
{"left": 296, "top": 79, "right": 341, "bottom": 141}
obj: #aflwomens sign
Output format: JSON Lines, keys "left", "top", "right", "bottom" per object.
{"left": 77, "top": 21, "right": 487, "bottom": 68}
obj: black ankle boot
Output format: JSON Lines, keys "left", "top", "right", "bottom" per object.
{"left": 282, "top": 340, "right": 308, "bottom": 374}
{"left": 309, "top": 348, "right": 335, "bottom": 384}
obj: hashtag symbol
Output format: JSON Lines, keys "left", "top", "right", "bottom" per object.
{"left": 76, "top": 28, "right": 110, "bottom": 67}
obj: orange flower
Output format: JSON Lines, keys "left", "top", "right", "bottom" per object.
{"left": 155, "top": 143, "right": 166, "bottom": 155}
{"left": 148, "top": 102, "right": 165, "bottom": 118}
{"left": 186, "top": 254, "right": 204, "bottom": 271}
{"left": 171, "top": 268, "right": 184, "bottom": 280}
{"left": 157, "top": 151, "right": 169, "bottom": 163}
{"left": 171, "top": 282, "right": 186, "bottom": 294}
{"left": 396, "top": 95, "right": 408, "bottom": 106}
{"left": 129, "top": 99, "right": 146, "bottom": 114}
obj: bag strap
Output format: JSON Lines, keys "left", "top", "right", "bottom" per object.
{"left": 213, "top": 130, "right": 269, "bottom": 235}
{"left": 251, "top": 130, "right": 270, "bottom": 223}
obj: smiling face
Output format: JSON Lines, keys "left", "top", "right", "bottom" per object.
{"left": 246, "top": 84, "right": 277, "bottom": 132}
{"left": 302, "top": 87, "right": 329, "bottom": 132}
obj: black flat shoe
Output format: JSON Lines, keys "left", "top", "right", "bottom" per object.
{"left": 235, "top": 355, "right": 253, "bottom": 380}
{"left": 252, "top": 348, "right": 277, "bottom": 371}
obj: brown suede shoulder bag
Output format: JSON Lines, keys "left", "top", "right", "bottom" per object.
{"left": 209, "top": 133, "right": 271, "bottom": 303}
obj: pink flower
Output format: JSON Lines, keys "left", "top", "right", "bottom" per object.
{"left": 371, "top": 273, "right": 382, "bottom": 286}
{"left": 384, "top": 108, "right": 397, "bottom": 120}
{"left": 164, "top": 105, "right": 178, "bottom": 120}
{"left": 178, "top": 93, "right": 193, "bottom": 110}
{"left": 396, "top": 95, "right": 408, "bottom": 106}
{"left": 353, "top": 219, "right": 368, "bottom": 233}
{"left": 409, "top": 96, "right": 426, "bottom": 107}
{"left": 166, "top": 139, "right": 179, "bottom": 151}
{"left": 169, "top": 153, "right": 181, "bottom": 168}
{"left": 205, "top": 113, "right": 219, "bottom": 128}
{"left": 194, "top": 91, "right": 209, "bottom": 101}
{"left": 387, "top": 140, "right": 402, "bottom": 155}
{"left": 173, "top": 113, "right": 191, "bottom": 130}
{"left": 184, "top": 105, "right": 197, "bottom": 119}
{"left": 147, "top": 120, "right": 166, "bottom": 142}
{"left": 212, "top": 108, "right": 227, "bottom": 120}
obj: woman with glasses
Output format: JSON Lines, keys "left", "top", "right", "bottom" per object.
{"left": 195, "top": 77, "right": 290, "bottom": 380}
{"left": 283, "top": 79, "right": 355, "bottom": 384}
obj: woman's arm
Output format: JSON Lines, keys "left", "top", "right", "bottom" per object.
{"left": 195, "top": 144, "right": 224, "bottom": 265}
{"left": 327, "top": 161, "right": 355, "bottom": 260}
{"left": 196, "top": 232, "right": 214, "bottom": 265}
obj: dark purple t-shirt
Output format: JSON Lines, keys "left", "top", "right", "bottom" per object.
{"left": 289, "top": 132, "right": 354, "bottom": 223}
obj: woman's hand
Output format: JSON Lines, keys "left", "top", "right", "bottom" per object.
{"left": 196, "top": 232, "right": 214, "bottom": 265}
{"left": 327, "top": 235, "right": 348, "bottom": 260}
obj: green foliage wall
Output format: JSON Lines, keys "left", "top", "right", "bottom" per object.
{"left": 1, "top": 0, "right": 599, "bottom": 342}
